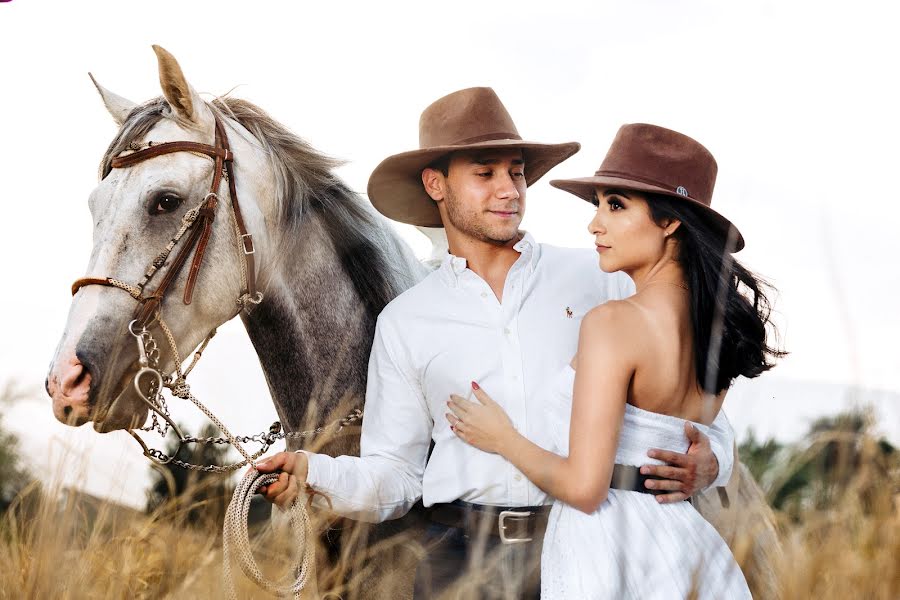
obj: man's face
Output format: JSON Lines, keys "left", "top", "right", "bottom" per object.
{"left": 427, "top": 149, "right": 526, "bottom": 246}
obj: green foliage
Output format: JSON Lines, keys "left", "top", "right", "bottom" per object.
{"left": 0, "top": 384, "right": 31, "bottom": 511}
{"left": 738, "top": 428, "right": 784, "bottom": 483}
{"left": 739, "top": 407, "right": 898, "bottom": 520}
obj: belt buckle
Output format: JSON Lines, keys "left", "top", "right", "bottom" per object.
{"left": 498, "top": 510, "right": 533, "bottom": 544}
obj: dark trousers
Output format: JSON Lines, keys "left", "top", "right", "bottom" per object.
{"left": 412, "top": 519, "right": 543, "bottom": 599}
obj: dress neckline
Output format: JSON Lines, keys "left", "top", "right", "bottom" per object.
{"left": 562, "top": 363, "right": 710, "bottom": 432}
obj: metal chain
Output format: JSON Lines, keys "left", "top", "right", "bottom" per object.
{"left": 127, "top": 319, "right": 343, "bottom": 597}
{"left": 102, "top": 123, "right": 315, "bottom": 597}
{"left": 128, "top": 323, "right": 362, "bottom": 472}
{"left": 139, "top": 409, "right": 362, "bottom": 473}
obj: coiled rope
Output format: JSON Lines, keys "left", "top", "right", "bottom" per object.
{"left": 131, "top": 316, "right": 317, "bottom": 598}
{"left": 224, "top": 469, "right": 314, "bottom": 599}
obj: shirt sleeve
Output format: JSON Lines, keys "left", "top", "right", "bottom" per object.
{"left": 302, "top": 314, "right": 432, "bottom": 523}
{"left": 707, "top": 410, "right": 735, "bottom": 489}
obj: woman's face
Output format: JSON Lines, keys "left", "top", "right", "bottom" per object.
{"left": 587, "top": 186, "right": 670, "bottom": 274}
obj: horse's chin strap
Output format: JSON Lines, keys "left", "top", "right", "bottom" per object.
{"left": 71, "top": 112, "right": 261, "bottom": 330}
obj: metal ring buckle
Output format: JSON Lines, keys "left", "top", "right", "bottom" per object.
{"left": 240, "top": 233, "right": 255, "bottom": 255}
{"left": 498, "top": 510, "right": 533, "bottom": 544}
{"left": 127, "top": 319, "right": 143, "bottom": 337}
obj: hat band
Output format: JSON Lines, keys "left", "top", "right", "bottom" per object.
{"left": 594, "top": 169, "right": 700, "bottom": 202}
{"left": 448, "top": 131, "right": 522, "bottom": 145}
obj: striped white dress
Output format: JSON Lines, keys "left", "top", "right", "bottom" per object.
{"left": 541, "top": 365, "right": 752, "bottom": 599}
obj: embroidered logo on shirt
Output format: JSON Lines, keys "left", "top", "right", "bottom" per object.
{"left": 565, "top": 306, "right": 573, "bottom": 318}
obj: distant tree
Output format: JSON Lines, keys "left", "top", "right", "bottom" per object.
{"left": 738, "top": 428, "right": 784, "bottom": 483}
{"left": 740, "top": 408, "right": 898, "bottom": 519}
{"left": 145, "top": 422, "right": 235, "bottom": 526}
{"left": 0, "top": 383, "right": 32, "bottom": 512}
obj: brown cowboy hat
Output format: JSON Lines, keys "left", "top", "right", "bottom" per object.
{"left": 551, "top": 123, "right": 745, "bottom": 251}
{"left": 367, "top": 87, "right": 580, "bottom": 227}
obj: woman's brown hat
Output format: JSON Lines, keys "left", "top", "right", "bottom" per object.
{"left": 551, "top": 123, "right": 744, "bottom": 251}
{"left": 367, "top": 87, "right": 580, "bottom": 227}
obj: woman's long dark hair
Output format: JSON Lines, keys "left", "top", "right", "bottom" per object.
{"left": 646, "top": 193, "right": 786, "bottom": 394}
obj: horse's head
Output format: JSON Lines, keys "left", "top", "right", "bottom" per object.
{"left": 47, "top": 46, "right": 274, "bottom": 432}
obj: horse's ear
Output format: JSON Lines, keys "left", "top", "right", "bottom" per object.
{"left": 152, "top": 45, "right": 205, "bottom": 126}
{"left": 89, "top": 73, "right": 137, "bottom": 126}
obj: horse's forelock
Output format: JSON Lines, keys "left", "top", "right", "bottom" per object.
{"left": 98, "top": 98, "right": 169, "bottom": 179}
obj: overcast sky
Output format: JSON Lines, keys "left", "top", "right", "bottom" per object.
{"left": 1, "top": 1, "right": 897, "bottom": 507}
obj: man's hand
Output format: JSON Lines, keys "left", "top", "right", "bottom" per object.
{"left": 640, "top": 422, "right": 719, "bottom": 504}
{"left": 256, "top": 451, "right": 309, "bottom": 509}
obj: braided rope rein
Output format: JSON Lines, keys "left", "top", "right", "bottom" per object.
{"left": 224, "top": 470, "right": 314, "bottom": 599}
{"left": 79, "top": 116, "right": 318, "bottom": 596}
{"left": 125, "top": 316, "right": 349, "bottom": 598}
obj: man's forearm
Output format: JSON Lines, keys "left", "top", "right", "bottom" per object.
{"left": 303, "top": 451, "right": 423, "bottom": 523}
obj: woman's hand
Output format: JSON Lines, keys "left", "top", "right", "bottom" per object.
{"left": 255, "top": 451, "right": 309, "bottom": 509}
{"left": 446, "top": 382, "right": 517, "bottom": 455}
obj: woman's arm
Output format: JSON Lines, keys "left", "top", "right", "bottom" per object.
{"left": 448, "top": 305, "right": 635, "bottom": 513}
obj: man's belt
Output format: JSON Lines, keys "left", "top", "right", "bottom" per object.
{"left": 428, "top": 464, "right": 684, "bottom": 541}
{"left": 426, "top": 500, "right": 551, "bottom": 545}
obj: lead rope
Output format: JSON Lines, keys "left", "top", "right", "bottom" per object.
{"left": 131, "top": 319, "right": 316, "bottom": 598}
{"left": 224, "top": 470, "right": 314, "bottom": 599}
{"left": 82, "top": 116, "right": 304, "bottom": 594}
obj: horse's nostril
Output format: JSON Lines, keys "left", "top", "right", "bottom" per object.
{"left": 73, "top": 368, "right": 89, "bottom": 390}
{"left": 63, "top": 405, "right": 72, "bottom": 418}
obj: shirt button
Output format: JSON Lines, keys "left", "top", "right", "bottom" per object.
{"left": 512, "top": 375, "right": 519, "bottom": 381}
{"left": 480, "top": 292, "right": 488, "bottom": 298}
{"left": 514, "top": 474, "right": 523, "bottom": 482}
{"left": 503, "top": 328, "right": 511, "bottom": 335}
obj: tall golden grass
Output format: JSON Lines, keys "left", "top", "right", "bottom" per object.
{"left": 1, "top": 446, "right": 895, "bottom": 599}
{"left": 0, "top": 450, "right": 431, "bottom": 599}
{"left": 1, "top": 376, "right": 896, "bottom": 599}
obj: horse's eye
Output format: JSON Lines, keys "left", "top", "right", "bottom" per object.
{"left": 150, "top": 193, "right": 183, "bottom": 215}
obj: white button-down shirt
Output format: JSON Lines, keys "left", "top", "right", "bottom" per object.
{"left": 305, "top": 233, "right": 735, "bottom": 523}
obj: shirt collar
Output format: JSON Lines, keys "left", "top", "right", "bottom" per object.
{"left": 439, "top": 231, "right": 541, "bottom": 286}
{"left": 514, "top": 231, "right": 541, "bottom": 272}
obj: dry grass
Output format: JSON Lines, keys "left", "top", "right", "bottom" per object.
{"left": 770, "top": 437, "right": 900, "bottom": 600}
{"left": 0, "top": 475, "right": 426, "bottom": 600}
{"left": 1, "top": 389, "right": 896, "bottom": 599}
{"left": 0, "top": 453, "right": 895, "bottom": 600}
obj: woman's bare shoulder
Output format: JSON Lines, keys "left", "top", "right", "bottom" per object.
{"left": 580, "top": 300, "right": 646, "bottom": 344}
{"left": 574, "top": 300, "right": 645, "bottom": 376}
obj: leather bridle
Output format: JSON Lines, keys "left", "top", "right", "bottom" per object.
{"left": 71, "top": 113, "right": 261, "bottom": 327}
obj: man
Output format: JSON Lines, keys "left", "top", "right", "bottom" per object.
{"left": 257, "top": 87, "right": 735, "bottom": 598}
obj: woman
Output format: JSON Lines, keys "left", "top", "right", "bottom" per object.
{"left": 445, "top": 124, "right": 783, "bottom": 598}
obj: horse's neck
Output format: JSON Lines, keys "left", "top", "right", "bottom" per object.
{"left": 242, "top": 214, "right": 376, "bottom": 453}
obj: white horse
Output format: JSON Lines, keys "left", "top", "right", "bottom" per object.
{"left": 46, "top": 46, "right": 780, "bottom": 598}
{"left": 47, "top": 46, "right": 428, "bottom": 441}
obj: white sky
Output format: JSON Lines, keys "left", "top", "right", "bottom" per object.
{"left": 1, "top": 1, "right": 898, "bottom": 507}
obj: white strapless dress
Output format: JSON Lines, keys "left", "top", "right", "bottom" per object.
{"left": 540, "top": 365, "right": 751, "bottom": 599}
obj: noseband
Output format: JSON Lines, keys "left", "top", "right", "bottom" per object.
{"left": 71, "top": 112, "right": 261, "bottom": 327}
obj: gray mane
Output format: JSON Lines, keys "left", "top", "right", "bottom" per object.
{"left": 99, "top": 96, "right": 418, "bottom": 317}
